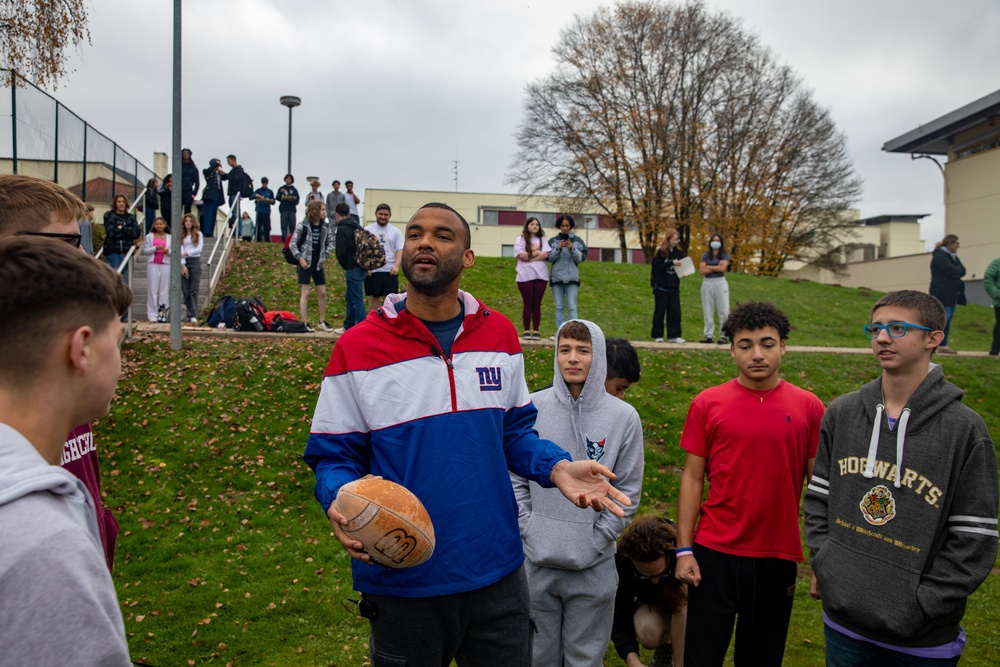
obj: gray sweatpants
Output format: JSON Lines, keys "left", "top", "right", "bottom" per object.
{"left": 525, "top": 557, "right": 618, "bottom": 667}
{"left": 701, "top": 277, "right": 730, "bottom": 339}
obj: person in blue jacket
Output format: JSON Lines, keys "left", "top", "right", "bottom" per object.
{"left": 252, "top": 177, "right": 275, "bottom": 242}
{"left": 304, "top": 202, "right": 630, "bottom": 667}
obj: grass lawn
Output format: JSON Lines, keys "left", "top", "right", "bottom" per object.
{"left": 102, "top": 243, "right": 1000, "bottom": 666}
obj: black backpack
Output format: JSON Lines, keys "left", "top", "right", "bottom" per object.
{"left": 240, "top": 172, "right": 254, "bottom": 198}
{"left": 232, "top": 297, "right": 266, "bottom": 332}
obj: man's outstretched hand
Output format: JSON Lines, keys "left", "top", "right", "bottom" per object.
{"left": 550, "top": 460, "right": 631, "bottom": 517}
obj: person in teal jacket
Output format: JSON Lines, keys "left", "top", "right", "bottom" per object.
{"left": 983, "top": 256, "right": 1000, "bottom": 356}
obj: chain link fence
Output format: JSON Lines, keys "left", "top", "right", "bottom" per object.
{"left": 0, "top": 69, "right": 154, "bottom": 204}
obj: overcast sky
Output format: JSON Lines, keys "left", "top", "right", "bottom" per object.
{"left": 47, "top": 0, "right": 1000, "bottom": 247}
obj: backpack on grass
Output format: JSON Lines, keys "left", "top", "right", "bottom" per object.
{"left": 354, "top": 228, "right": 386, "bottom": 271}
{"left": 232, "top": 297, "right": 267, "bottom": 332}
{"left": 263, "top": 310, "right": 309, "bottom": 333}
{"left": 206, "top": 295, "right": 237, "bottom": 328}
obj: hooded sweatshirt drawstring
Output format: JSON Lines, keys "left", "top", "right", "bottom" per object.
{"left": 894, "top": 409, "right": 911, "bottom": 488}
{"left": 863, "top": 404, "right": 910, "bottom": 488}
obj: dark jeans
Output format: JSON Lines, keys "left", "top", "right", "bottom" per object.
{"left": 203, "top": 201, "right": 219, "bottom": 237}
{"left": 364, "top": 566, "right": 532, "bottom": 667}
{"left": 144, "top": 207, "right": 157, "bottom": 234}
{"left": 652, "top": 287, "right": 682, "bottom": 339}
{"left": 228, "top": 194, "right": 239, "bottom": 225}
{"left": 255, "top": 212, "right": 271, "bottom": 242}
{"left": 280, "top": 211, "right": 296, "bottom": 242}
{"left": 991, "top": 306, "right": 1000, "bottom": 355}
{"left": 517, "top": 279, "right": 547, "bottom": 332}
{"left": 182, "top": 256, "right": 202, "bottom": 321}
{"left": 344, "top": 267, "right": 367, "bottom": 329}
{"left": 105, "top": 252, "right": 129, "bottom": 285}
{"left": 823, "top": 625, "right": 960, "bottom": 667}
{"left": 942, "top": 304, "right": 956, "bottom": 346}
{"left": 685, "top": 543, "right": 797, "bottom": 667}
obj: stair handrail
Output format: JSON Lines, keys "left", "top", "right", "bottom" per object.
{"left": 203, "top": 197, "right": 242, "bottom": 312}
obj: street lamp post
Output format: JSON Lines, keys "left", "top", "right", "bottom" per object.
{"left": 280, "top": 96, "right": 301, "bottom": 175}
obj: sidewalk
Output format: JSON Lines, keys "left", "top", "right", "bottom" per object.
{"left": 130, "top": 322, "right": 995, "bottom": 357}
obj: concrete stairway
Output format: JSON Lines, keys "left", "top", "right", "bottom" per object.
{"left": 126, "top": 235, "right": 225, "bottom": 322}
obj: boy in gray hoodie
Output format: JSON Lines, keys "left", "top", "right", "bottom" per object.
{"left": 804, "top": 290, "right": 998, "bottom": 665}
{"left": 0, "top": 236, "right": 132, "bottom": 666}
{"left": 512, "top": 320, "right": 644, "bottom": 666}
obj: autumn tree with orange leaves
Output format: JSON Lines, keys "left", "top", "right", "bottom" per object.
{"left": 508, "top": 0, "right": 862, "bottom": 274}
{"left": 1, "top": 0, "right": 91, "bottom": 89}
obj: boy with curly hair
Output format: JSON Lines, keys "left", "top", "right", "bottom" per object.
{"left": 675, "top": 301, "right": 825, "bottom": 666}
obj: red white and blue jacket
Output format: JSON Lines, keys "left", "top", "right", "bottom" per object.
{"left": 304, "top": 291, "right": 571, "bottom": 597}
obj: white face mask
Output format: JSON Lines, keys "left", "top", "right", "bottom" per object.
{"left": 710, "top": 241, "right": 722, "bottom": 250}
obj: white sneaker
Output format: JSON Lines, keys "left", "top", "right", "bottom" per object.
{"left": 548, "top": 335, "right": 557, "bottom": 341}
{"left": 333, "top": 327, "right": 346, "bottom": 335}
{"left": 654, "top": 338, "right": 664, "bottom": 343}
{"left": 317, "top": 321, "right": 333, "bottom": 332}
{"left": 668, "top": 337, "right": 685, "bottom": 344}
{"left": 190, "top": 317, "right": 198, "bottom": 323}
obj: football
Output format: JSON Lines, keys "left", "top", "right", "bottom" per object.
{"left": 334, "top": 478, "right": 436, "bottom": 569}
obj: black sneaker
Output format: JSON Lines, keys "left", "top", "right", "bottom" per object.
{"left": 523, "top": 331, "right": 531, "bottom": 340}
{"left": 649, "top": 643, "right": 673, "bottom": 667}
{"left": 699, "top": 337, "right": 714, "bottom": 344}
{"left": 717, "top": 336, "right": 729, "bottom": 345}
{"left": 303, "top": 322, "right": 315, "bottom": 333}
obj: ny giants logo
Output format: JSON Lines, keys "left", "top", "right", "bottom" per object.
{"left": 475, "top": 366, "right": 502, "bottom": 392}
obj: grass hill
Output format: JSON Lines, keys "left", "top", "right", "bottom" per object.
{"left": 103, "top": 243, "right": 999, "bottom": 666}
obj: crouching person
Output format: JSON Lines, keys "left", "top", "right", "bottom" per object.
{"left": 613, "top": 516, "right": 688, "bottom": 667}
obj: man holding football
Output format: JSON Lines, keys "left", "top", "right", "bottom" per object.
{"left": 304, "top": 202, "right": 630, "bottom": 666}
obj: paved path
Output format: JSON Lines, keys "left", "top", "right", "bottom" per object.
{"left": 130, "top": 322, "right": 995, "bottom": 358}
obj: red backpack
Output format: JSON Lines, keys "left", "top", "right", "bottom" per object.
{"left": 263, "top": 310, "right": 309, "bottom": 333}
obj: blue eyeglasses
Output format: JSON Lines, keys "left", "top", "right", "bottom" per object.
{"left": 863, "top": 322, "right": 933, "bottom": 339}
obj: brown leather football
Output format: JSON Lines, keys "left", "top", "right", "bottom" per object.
{"left": 334, "top": 478, "right": 435, "bottom": 569}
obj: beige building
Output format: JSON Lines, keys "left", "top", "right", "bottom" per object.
{"left": 363, "top": 188, "right": 648, "bottom": 263}
{"left": 824, "top": 88, "right": 1000, "bottom": 302}
{"left": 782, "top": 214, "right": 927, "bottom": 283}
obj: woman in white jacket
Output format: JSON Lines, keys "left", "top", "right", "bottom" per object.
{"left": 179, "top": 213, "right": 204, "bottom": 322}
{"left": 143, "top": 217, "right": 171, "bottom": 321}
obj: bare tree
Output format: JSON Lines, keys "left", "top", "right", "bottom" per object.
{"left": 508, "top": 0, "right": 862, "bottom": 273}
{"left": 1, "top": 0, "right": 91, "bottom": 89}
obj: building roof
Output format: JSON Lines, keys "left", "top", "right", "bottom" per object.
{"left": 882, "top": 89, "right": 1000, "bottom": 155}
{"left": 857, "top": 214, "right": 929, "bottom": 226}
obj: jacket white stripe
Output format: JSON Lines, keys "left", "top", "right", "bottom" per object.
{"left": 313, "top": 351, "right": 530, "bottom": 434}
{"left": 947, "top": 515, "right": 998, "bottom": 525}
{"left": 949, "top": 525, "right": 1000, "bottom": 537}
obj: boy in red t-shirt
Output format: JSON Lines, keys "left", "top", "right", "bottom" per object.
{"left": 675, "top": 301, "right": 825, "bottom": 666}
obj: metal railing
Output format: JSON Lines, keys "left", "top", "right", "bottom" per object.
{"left": 1, "top": 69, "right": 154, "bottom": 203}
{"left": 113, "top": 245, "right": 137, "bottom": 337}
{"left": 203, "top": 197, "right": 243, "bottom": 310}
{"left": 94, "top": 187, "right": 248, "bottom": 330}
